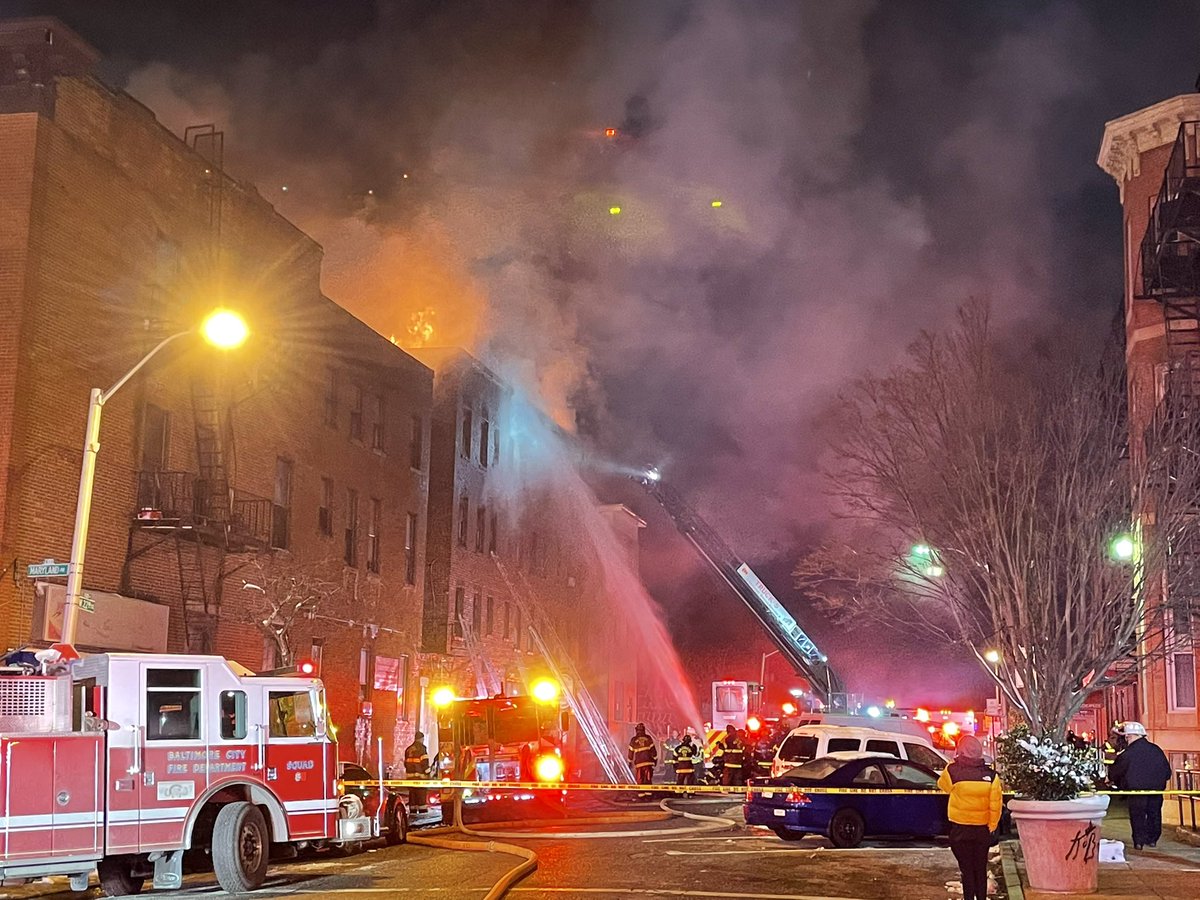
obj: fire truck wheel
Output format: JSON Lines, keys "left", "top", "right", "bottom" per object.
{"left": 97, "top": 856, "right": 145, "bottom": 896}
{"left": 212, "top": 802, "right": 270, "bottom": 894}
{"left": 385, "top": 803, "right": 408, "bottom": 846}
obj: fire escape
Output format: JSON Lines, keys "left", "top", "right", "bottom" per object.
{"left": 121, "top": 124, "right": 273, "bottom": 654}
{"left": 1139, "top": 120, "right": 1200, "bottom": 640}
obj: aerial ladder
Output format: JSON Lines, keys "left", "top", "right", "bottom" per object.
{"left": 636, "top": 470, "right": 847, "bottom": 709}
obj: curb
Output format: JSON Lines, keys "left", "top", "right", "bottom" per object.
{"left": 999, "top": 841, "right": 1025, "bottom": 900}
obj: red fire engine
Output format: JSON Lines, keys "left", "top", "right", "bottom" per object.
{"left": 434, "top": 678, "right": 568, "bottom": 787}
{"left": 0, "top": 652, "right": 374, "bottom": 895}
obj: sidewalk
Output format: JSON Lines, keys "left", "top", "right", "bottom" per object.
{"left": 1004, "top": 801, "right": 1200, "bottom": 899}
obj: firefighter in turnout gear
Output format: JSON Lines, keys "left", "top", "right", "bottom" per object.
{"left": 404, "top": 731, "right": 431, "bottom": 811}
{"left": 716, "top": 725, "right": 746, "bottom": 787}
{"left": 629, "top": 723, "right": 658, "bottom": 786}
{"left": 671, "top": 733, "right": 700, "bottom": 795}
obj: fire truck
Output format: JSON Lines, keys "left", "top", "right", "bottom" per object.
{"left": 434, "top": 678, "right": 568, "bottom": 788}
{"left": 0, "top": 651, "right": 375, "bottom": 895}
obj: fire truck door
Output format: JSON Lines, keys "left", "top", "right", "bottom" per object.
{"left": 134, "top": 665, "right": 210, "bottom": 851}
{"left": 51, "top": 734, "right": 103, "bottom": 857}
{"left": 262, "top": 687, "right": 333, "bottom": 839}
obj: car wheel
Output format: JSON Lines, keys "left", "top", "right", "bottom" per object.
{"left": 212, "top": 802, "right": 270, "bottom": 894}
{"left": 771, "top": 826, "right": 805, "bottom": 842}
{"left": 386, "top": 803, "right": 408, "bottom": 846}
{"left": 828, "top": 808, "right": 865, "bottom": 848}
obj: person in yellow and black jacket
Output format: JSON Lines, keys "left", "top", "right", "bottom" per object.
{"left": 628, "top": 723, "right": 658, "bottom": 786}
{"left": 938, "top": 735, "right": 1003, "bottom": 900}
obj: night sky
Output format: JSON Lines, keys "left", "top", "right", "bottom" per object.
{"left": 13, "top": 0, "right": 1200, "bottom": 708}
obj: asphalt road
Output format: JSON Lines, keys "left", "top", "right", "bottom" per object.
{"left": 3, "top": 799, "right": 980, "bottom": 900}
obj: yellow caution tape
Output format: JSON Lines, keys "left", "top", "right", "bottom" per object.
{"left": 341, "top": 778, "right": 1200, "bottom": 798}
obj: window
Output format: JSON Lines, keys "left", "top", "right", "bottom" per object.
{"left": 359, "top": 648, "right": 370, "bottom": 686}
{"left": 865, "top": 739, "right": 901, "bottom": 758}
{"left": 146, "top": 668, "right": 201, "bottom": 741}
{"left": 374, "top": 655, "right": 400, "bottom": 692}
{"left": 410, "top": 414, "right": 424, "bottom": 469}
{"left": 405, "top": 512, "right": 418, "bottom": 585}
{"left": 479, "top": 406, "right": 490, "bottom": 467}
{"left": 324, "top": 368, "right": 339, "bottom": 427}
{"left": 904, "top": 743, "right": 948, "bottom": 771}
{"left": 350, "top": 385, "right": 364, "bottom": 442}
{"left": 457, "top": 495, "right": 469, "bottom": 548}
{"left": 319, "top": 477, "right": 333, "bottom": 536}
{"left": 345, "top": 488, "right": 359, "bottom": 566}
{"left": 514, "top": 607, "right": 522, "bottom": 648}
{"left": 269, "top": 690, "right": 317, "bottom": 737}
{"left": 488, "top": 511, "right": 498, "bottom": 554}
{"left": 486, "top": 596, "right": 495, "bottom": 635}
{"left": 140, "top": 403, "right": 170, "bottom": 471}
{"left": 493, "top": 428, "right": 500, "bottom": 465}
{"left": 475, "top": 505, "right": 486, "bottom": 553}
{"left": 714, "top": 683, "right": 748, "bottom": 714}
{"left": 852, "top": 765, "right": 886, "bottom": 786}
{"left": 220, "top": 690, "right": 247, "bottom": 740}
{"left": 461, "top": 407, "right": 473, "bottom": 459}
{"left": 272, "top": 457, "right": 292, "bottom": 550}
{"left": 367, "top": 497, "right": 382, "bottom": 574}
{"left": 472, "top": 589, "right": 482, "bottom": 635}
{"left": 1170, "top": 651, "right": 1198, "bottom": 710}
{"left": 778, "top": 734, "right": 818, "bottom": 763}
{"left": 883, "top": 762, "right": 939, "bottom": 788}
{"left": 370, "top": 394, "right": 385, "bottom": 452}
{"left": 503, "top": 601, "right": 511, "bottom": 638}
{"left": 453, "top": 586, "right": 465, "bottom": 638}
{"left": 826, "top": 738, "right": 859, "bottom": 753}
{"left": 311, "top": 638, "right": 325, "bottom": 671}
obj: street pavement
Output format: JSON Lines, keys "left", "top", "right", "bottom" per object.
{"left": 0, "top": 797, "right": 985, "bottom": 900}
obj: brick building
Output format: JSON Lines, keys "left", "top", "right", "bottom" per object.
{"left": 412, "top": 348, "right": 638, "bottom": 773}
{"left": 0, "top": 19, "right": 433, "bottom": 768}
{"left": 1099, "top": 93, "right": 1200, "bottom": 767}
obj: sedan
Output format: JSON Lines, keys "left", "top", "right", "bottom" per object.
{"left": 744, "top": 752, "right": 948, "bottom": 848}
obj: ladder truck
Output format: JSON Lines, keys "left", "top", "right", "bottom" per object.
{"left": 637, "top": 469, "right": 847, "bottom": 709}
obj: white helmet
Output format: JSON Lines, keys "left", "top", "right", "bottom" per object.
{"left": 1119, "top": 721, "right": 1147, "bottom": 736}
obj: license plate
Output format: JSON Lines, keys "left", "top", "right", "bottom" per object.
{"left": 761, "top": 791, "right": 773, "bottom": 799}
{"left": 773, "top": 808, "right": 786, "bottom": 817}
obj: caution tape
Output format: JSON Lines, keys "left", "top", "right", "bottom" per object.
{"left": 341, "top": 778, "right": 1200, "bottom": 798}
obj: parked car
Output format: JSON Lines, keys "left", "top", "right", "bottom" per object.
{"left": 745, "top": 752, "right": 948, "bottom": 847}
{"left": 770, "top": 724, "right": 948, "bottom": 776}
{"left": 337, "top": 761, "right": 408, "bottom": 846}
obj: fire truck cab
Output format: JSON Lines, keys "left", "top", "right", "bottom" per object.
{"left": 0, "top": 653, "right": 372, "bottom": 895}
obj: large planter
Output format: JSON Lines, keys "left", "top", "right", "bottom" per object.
{"left": 1009, "top": 794, "right": 1111, "bottom": 893}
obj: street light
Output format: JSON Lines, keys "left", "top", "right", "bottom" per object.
{"left": 61, "top": 310, "right": 249, "bottom": 644}
{"left": 759, "top": 648, "right": 781, "bottom": 687}
{"left": 983, "top": 649, "right": 1002, "bottom": 747}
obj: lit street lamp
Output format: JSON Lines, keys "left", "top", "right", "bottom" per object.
{"left": 61, "top": 309, "right": 248, "bottom": 645}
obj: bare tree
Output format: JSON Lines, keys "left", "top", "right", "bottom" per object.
{"left": 236, "top": 555, "right": 343, "bottom": 666}
{"left": 796, "top": 303, "right": 1200, "bottom": 738}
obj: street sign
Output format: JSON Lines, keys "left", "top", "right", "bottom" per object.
{"left": 79, "top": 595, "right": 96, "bottom": 613}
{"left": 27, "top": 560, "right": 69, "bottom": 578}
{"left": 985, "top": 698, "right": 1002, "bottom": 717}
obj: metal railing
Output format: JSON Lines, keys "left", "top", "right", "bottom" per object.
{"left": 134, "top": 470, "right": 272, "bottom": 548}
{"left": 1140, "top": 121, "right": 1200, "bottom": 298}
{"left": 1175, "top": 768, "right": 1200, "bottom": 832}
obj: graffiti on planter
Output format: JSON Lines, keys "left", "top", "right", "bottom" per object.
{"left": 1064, "top": 822, "right": 1098, "bottom": 863}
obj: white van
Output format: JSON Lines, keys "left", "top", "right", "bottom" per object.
{"left": 793, "top": 713, "right": 933, "bottom": 742}
{"left": 770, "top": 724, "right": 948, "bottom": 777}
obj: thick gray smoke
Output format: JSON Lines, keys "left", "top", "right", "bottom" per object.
{"left": 114, "top": 0, "right": 1192, "bottom": 559}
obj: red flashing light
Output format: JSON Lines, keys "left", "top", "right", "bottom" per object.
{"left": 604, "top": 127, "right": 617, "bottom": 138}
{"left": 297, "top": 659, "right": 317, "bottom": 676}
{"left": 746, "top": 716, "right": 762, "bottom": 732}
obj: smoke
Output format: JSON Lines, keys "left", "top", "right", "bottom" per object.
{"left": 117, "top": 1, "right": 1138, "bottom": 560}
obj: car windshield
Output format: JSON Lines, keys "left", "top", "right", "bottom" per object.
{"left": 778, "top": 734, "right": 818, "bottom": 762}
{"left": 783, "top": 757, "right": 843, "bottom": 780}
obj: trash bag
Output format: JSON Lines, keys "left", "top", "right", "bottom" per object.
{"left": 1099, "top": 839, "right": 1126, "bottom": 863}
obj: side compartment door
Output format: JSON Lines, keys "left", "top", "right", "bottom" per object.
{"left": 262, "top": 687, "right": 333, "bottom": 839}
{"left": 52, "top": 734, "right": 103, "bottom": 857}
{"left": 138, "top": 664, "right": 209, "bottom": 850}
{"left": 1, "top": 736, "right": 55, "bottom": 859}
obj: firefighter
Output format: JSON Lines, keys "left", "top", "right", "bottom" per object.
{"left": 672, "top": 733, "right": 700, "bottom": 796}
{"left": 404, "top": 731, "right": 431, "bottom": 812}
{"left": 716, "top": 725, "right": 747, "bottom": 787}
{"left": 628, "top": 723, "right": 658, "bottom": 788}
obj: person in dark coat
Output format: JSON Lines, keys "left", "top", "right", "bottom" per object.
{"left": 1108, "top": 721, "right": 1172, "bottom": 849}
{"left": 628, "top": 723, "right": 658, "bottom": 786}
{"left": 403, "top": 731, "right": 431, "bottom": 810}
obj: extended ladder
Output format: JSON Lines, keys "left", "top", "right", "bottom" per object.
{"left": 458, "top": 612, "right": 503, "bottom": 698}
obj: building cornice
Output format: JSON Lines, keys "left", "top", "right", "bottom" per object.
{"left": 1098, "top": 94, "right": 1200, "bottom": 190}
